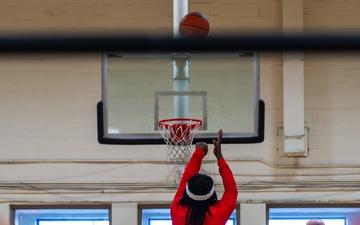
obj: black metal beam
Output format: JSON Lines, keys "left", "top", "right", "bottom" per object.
{"left": 1, "top": 33, "right": 360, "bottom": 52}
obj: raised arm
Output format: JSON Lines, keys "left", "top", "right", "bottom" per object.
{"left": 213, "top": 130, "right": 238, "bottom": 220}
{"left": 213, "top": 129, "right": 223, "bottom": 160}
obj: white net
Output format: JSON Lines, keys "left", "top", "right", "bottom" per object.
{"left": 158, "top": 118, "right": 202, "bottom": 164}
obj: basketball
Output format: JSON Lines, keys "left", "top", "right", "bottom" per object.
{"left": 179, "top": 12, "right": 210, "bottom": 38}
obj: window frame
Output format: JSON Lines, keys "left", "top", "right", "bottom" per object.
{"left": 11, "top": 204, "right": 111, "bottom": 225}
{"left": 138, "top": 204, "right": 240, "bottom": 225}
{"left": 266, "top": 203, "right": 360, "bottom": 225}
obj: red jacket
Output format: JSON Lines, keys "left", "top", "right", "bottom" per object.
{"left": 171, "top": 148, "right": 238, "bottom": 225}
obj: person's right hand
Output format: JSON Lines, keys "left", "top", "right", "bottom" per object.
{"left": 213, "top": 129, "right": 223, "bottom": 159}
{"left": 196, "top": 142, "right": 208, "bottom": 155}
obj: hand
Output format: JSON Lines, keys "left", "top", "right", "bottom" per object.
{"left": 213, "top": 129, "right": 223, "bottom": 159}
{"left": 196, "top": 142, "right": 208, "bottom": 155}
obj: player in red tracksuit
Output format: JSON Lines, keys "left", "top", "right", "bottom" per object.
{"left": 171, "top": 129, "right": 238, "bottom": 225}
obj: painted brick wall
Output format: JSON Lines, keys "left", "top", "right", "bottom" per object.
{"left": 0, "top": 0, "right": 281, "bottom": 34}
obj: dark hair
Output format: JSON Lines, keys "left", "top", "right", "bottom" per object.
{"left": 179, "top": 174, "right": 218, "bottom": 225}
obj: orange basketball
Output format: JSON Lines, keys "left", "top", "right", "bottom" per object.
{"left": 179, "top": 12, "right": 210, "bottom": 38}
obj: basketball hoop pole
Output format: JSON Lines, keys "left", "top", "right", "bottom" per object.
{"left": 171, "top": 54, "right": 191, "bottom": 118}
{"left": 173, "top": 0, "right": 191, "bottom": 120}
{"left": 173, "top": 0, "right": 188, "bottom": 38}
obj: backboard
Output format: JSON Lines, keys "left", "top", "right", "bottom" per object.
{"left": 97, "top": 51, "right": 264, "bottom": 144}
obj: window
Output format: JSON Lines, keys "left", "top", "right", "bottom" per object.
{"left": 269, "top": 218, "right": 345, "bottom": 225}
{"left": 12, "top": 205, "right": 110, "bottom": 225}
{"left": 140, "top": 206, "right": 238, "bottom": 225}
{"left": 148, "top": 219, "right": 236, "bottom": 225}
{"left": 267, "top": 204, "right": 360, "bottom": 225}
{"left": 39, "top": 221, "right": 108, "bottom": 225}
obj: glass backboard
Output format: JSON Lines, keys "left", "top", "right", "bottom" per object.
{"left": 97, "top": 52, "right": 264, "bottom": 144}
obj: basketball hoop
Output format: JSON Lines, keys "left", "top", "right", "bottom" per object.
{"left": 158, "top": 118, "right": 202, "bottom": 164}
